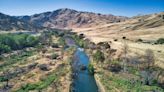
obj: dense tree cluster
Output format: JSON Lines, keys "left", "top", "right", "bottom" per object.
{"left": 0, "top": 33, "right": 39, "bottom": 54}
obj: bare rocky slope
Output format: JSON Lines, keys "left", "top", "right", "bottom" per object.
{"left": 0, "top": 8, "right": 128, "bottom": 31}
{"left": 18, "top": 8, "right": 127, "bottom": 29}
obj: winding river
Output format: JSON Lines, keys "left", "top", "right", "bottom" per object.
{"left": 65, "top": 37, "right": 98, "bottom": 92}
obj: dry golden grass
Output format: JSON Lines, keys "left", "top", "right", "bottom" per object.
{"left": 3, "top": 36, "right": 71, "bottom": 91}
{"left": 73, "top": 13, "right": 164, "bottom": 68}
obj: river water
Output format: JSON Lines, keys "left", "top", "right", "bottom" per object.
{"left": 65, "top": 37, "right": 98, "bottom": 92}
{"left": 72, "top": 48, "right": 98, "bottom": 92}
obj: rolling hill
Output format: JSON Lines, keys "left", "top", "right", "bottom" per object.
{"left": 0, "top": 8, "right": 128, "bottom": 31}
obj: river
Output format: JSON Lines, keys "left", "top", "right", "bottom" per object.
{"left": 65, "top": 37, "right": 98, "bottom": 92}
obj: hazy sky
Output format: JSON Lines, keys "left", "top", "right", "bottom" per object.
{"left": 0, "top": 0, "right": 164, "bottom": 17}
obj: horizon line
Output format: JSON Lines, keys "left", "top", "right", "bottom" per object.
{"left": 0, "top": 8, "right": 163, "bottom": 17}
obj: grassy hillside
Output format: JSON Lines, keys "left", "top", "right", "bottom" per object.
{"left": 73, "top": 12, "right": 164, "bottom": 69}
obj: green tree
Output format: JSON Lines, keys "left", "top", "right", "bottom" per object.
{"left": 13, "top": 34, "right": 28, "bottom": 49}
{"left": 0, "top": 34, "right": 39, "bottom": 54}
{"left": 88, "top": 63, "right": 95, "bottom": 75}
{"left": 0, "top": 44, "right": 11, "bottom": 54}
{"left": 93, "top": 50, "right": 105, "bottom": 62}
{"left": 58, "top": 37, "right": 66, "bottom": 47}
{"left": 51, "top": 53, "right": 58, "bottom": 59}
{"left": 26, "top": 36, "right": 39, "bottom": 47}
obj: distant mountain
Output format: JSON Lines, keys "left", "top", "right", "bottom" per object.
{"left": 17, "top": 8, "right": 128, "bottom": 29}
{"left": 0, "top": 8, "right": 128, "bottom": 31}
{"left": 0, "top": 13, "right": 41, "bottom": 31}
{"left": 1, "top": 8, "right": 163, "bottom": 31}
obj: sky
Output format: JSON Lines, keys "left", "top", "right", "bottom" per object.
{"left": 0, "top": 0, "right": 164, "bottom": 17}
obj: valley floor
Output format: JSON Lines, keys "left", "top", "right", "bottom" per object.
{"left": 0, "top": 35, "right": 72, "bottom": 92}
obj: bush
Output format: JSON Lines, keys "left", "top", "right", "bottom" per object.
{"left": 156, "top": 38, "right": 164, "bottom": 44}
{"left": 58, "top": 37, "right": 66, "bottom": 47}
{"left": 109, "top": 60, "right": 122, "bottom": 73}
{"left": 70, "top": 33, "right": 87, "bottom": 48}
{"left": 122, "top": 36, "right": 126, "bottom": 39}
{"left": 58, "top": 32, "right": 65, "bottom": 37}
{"left": 88, "top": 63, "right": 94, "bottom": 75}
{"left": 38, "top": 64, "right": 50, "bottom": 71}
{"left": 26, "top": 35, "right": 39, "bottom": 47}
{"left": 51, "top": 43, "right": 59, "bottom": 48}
{"left": 41, "top": 48, "right": 47, "bottom": 54}
{"left": 79, "top": 33, "right": 85, "bottom": 39}
{"left": 93, "top": 50, "right": 105, "bottom": 62}
{"left": 0, "top": 44, "right": 11, "bottom": 54}
{"left": 79, "top": 40, "right": 87, "bottom": 48}
{"left": 114, "top": 39, "right": 118, "bottom": 41}
{"left": 97, "top": 42, "right": 110, "bottom": 49}
{"left": 51, "top": 53, "right": 58, "bottom": 59}
{"left": 137, "top": 39, "right": 143, "bottom": 42}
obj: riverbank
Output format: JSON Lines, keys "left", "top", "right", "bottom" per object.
{"left": 85, "top": 49, "right": 106, "bottom": 92}
{"left": 85, "top": 45, "right": 164, "bottom": 92}
{"left": 94, "top": 74, "right": 106, "bottom": 92}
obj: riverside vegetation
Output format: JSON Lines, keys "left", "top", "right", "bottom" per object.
{"left": 0, "top": 29, "right": 164, "bottom": 92}
{"left": 0, "top": 29, "right": 74, "bottom": 92}
{"left": 86, "top": 40, "right": 164, "bottom": 92}
{"left": 0, "top": 8, "right": 164, "bottom": 92}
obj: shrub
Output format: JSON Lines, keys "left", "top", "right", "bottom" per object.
{"left": 114, "top": 39, "right": 118, "bottom": 41}
{"left": 156, "top": 38, "right": 164, "bottom": 44}
{"left": 26, "top": 36, "right": 39, "bottom": 47}
{"left": 51, "top": 43, "right": 59, "bottom": 48}
{"left": 97, "top": 42, "right": 110, "bottom": 49}
{"left": 39, "top": 32, "right": 53, "bottom": 46}
{"left": 0, "top": 44, "right": 11, "bottom": 54}
{"left": 109, "top": 60, "right": 122, "bottom": 73}
{"left": 122, "top": 36, "right": 126, "bottom": 39}
{"left": 79, "top": 40, "right": 87, "bottom": 48}
{"left": 58, "top": 37, "right": 66, "bottom": 47}
{"left": 79, "top": 33, "right": 85, "bottom": 39}
{"left": 59, "top": 32, "right": 65, "bottom": 37}
{"left": 88, "top": 63, "right": 94, "bottom": 75}
{"left": 51, "top": 53, "right": 58, "bottom": 59}
{"left": 38, "top": 64, "right": 50, "bottom": 71}
{"left": 137, "top": 39, "right": 143, "bottom": 42}
{"left": 41, "top": 48, "right": 47, "bottom": 54}
{"left": 93, "top": 50, "right": 105, "bottom": 62}
{"left": 70, "top": 33, "right": 87, "bottom": 48}
{"left": 0, "top": 76, "right": 8, "bottom": 82}
{"left": 152, "top": 79, "right": 158, "bottom": 85}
